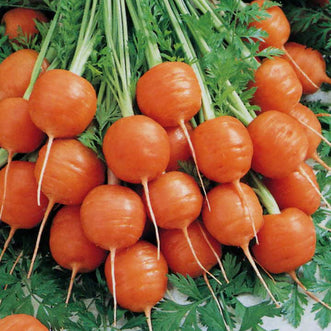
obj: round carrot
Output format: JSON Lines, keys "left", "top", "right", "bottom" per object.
{"left": 80, "top": 184, "right": 146, "bottom": 251}
{"left": 247, "top": 110, "right": 309, "bottom": 178}
{"left": 248, "top": 57, "right": 302, "bottom": 113}
{"left": 136, "top": 61, "right": 201, "bottom": 127}
{"left": 0, "top": 49, "right": 49, "bottom": 101}
{"left": 264, "top": 162, "right": 321, "bottom": 216}
{"left": 165, "top": 123, "right": 192, "bottom": 171}
{"left": 284, "top": 42, "right": 331, "bottom": 94}
{"left": 0, "top": 161, "right": 48, "bottom": 260}
{"left": 104, "top": 240, "right": 168, "bottom": 330}
{"left": 192, "top": 115, "right": 253, "bottom": 183}
{"left": 0, "top": 314, "right": 48, "bottom": 331}
{"left": 2, "top": 8, "right": 48, "bottom": 41}
{"left": 160, "top": 221, "right": 221, "bottom": 278}
{"left": 49, "top": 205, "right": 107, "bottom": 303}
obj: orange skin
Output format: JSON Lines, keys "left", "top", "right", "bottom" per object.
{"left": 192, "top": 116, "right": 253, "bottom": 183}
{"left": 166, "top": 123, "right": 192, "bottom": 171}
{"left": 80, "top": 184, "right": 146, "bottom": 251}
{"left": 50, "top": 205, "right": 106, "bottom": 273}
{"left": 249, "top": 0, "right": 290, "bottom": 50}
{"left": 28, "top": 69, "right": 97, "bottom": 138}
{"left": 104, "top": 240, "right": 168, "bottom": 313}
{"left": 247, "top": 111, "right": 309, "bottom": 178}
{"left": 136, "top": 61, "right": 202, "bottom": 127}
{"left": 264, "top": 162, "right": 321, "bottom": 216}
{"left": 202, "top": 182, "right": 264, "bottom": 248}
{"left": 0, "top": 161, "right": 48, "bottom": 229}
{"left": 2, "top": 8, "right": 48, "bottom": 40}
{"left": 160, "top": 221, "right": 221, "bottom": 278}
{"left": 0, "top": 49, "right": 49, "bottom": 101}
{"left": 0, "top": 314, "right": 48, "bottom": 331}
{"left": 284, "top": 42, "right": 331, "bottom": 94}
{"left": 249, "top": 57, "right": 302, "bottom": 113}
{"left": 288, "top": 103, "right": 322, "bottom": 159}
{"left": 34, "top": 139, "right": 105, "bottom": 205}
{"left": 102, "top": 115, "right": 170, "bottom": 184}
{"left": 252, "top": 208, "right": 316, "bottom": 274}
{"left": 0, "top": 97, "right": 45, "bottom": 153}
{"left": 144, "top": 171, "right": 203, "bottom": 230}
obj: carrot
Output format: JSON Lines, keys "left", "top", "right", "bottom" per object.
{"left": 264, "top": 162, "right": 321, "bottom": 216}
{"left": 252, "top": 208, "right": 330, "bottom": 309}
{"left": 2, "top": 8, "right": 48, "bottom": 41}
{"left": 80, "top": 184, "right": 146, "bottom": 324}
{"left": 0, "top": 314, "right": 48, "bottom": 331}
{"left": 49, "top": 205, "right": 107, "bottom": 304}
{"left": 202, "top": 182, "right": 279, "bottom": 306}
{"left": 102, "top": 114, "right": 170, "bottom": 258}
{"left": 284, "top": 42, "right": 331, "bottom": 94}
{"left": 0, "top": 161, "right": 48, "bottom": 260}
{"left": 247, "top": 110, "right": 309, "bottom": 178}
{"left": 0, "top": 49, "right": 49, "bottom": 101}
{"left": 104, "top": 241, "right": 168, "bottom": 331}
{"left": 165, "top": 123, "right": 193, "bottom": 171}
{"left": 248, "top": 57, "right": 302, "bottom": 113}
{"left": 27, "top": 138, "right": 105, "bottom": 278}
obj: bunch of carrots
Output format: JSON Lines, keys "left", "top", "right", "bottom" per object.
{"left": 0, "top": 0, "right": 330, "bottom": 330}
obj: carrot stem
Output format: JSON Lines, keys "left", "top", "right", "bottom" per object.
{"left": 182, "top": 226, "right": 223, "bottom": 287}
{"left": 242, "top": 242, "right": 280, "bottom": 307}
{"left": 203, "top": 272, "right": 232, "bottom": 331}
{"left": 27, "top": 199, "right": 55, "bottom": 279}
{"left": 288, "top": 270, "right": 331, "bottom": 310}
{"left": 0, "top": 226, "right": 16, "bottom": 261}
{"left": 142, "top": 179, "right": 160, "bottom": 260}
{"left": 37, "top": 136, "right": 54, "bottom": 207}
{"left": 197, "top": 222, "right": 229, "bottom": 283}
{"left": 65, "top": 264, "right": 79, "bottom": 304}
{"left": 0, "top": 151, "right": 13, "bottom": 221}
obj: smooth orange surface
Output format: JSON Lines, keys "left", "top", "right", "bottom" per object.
{"left": 145, "top": 171, "right": 203, "bottom": 230}
{"left": 0, "top": 314, "right": 48, "bottom": 331}
{"left": 0, "top": 97, "right": 45, "bottom": 153}
{"left": 103, "top": 115, "right": 170, "bottom": 183}
{"left": 252, "top": 208, "right": 316, "bottom": 274}
{"left": 247, "top": 111, "right": 309, "bottom": 178}
{"left": 0, "top": 161, "right": 48, "bottom": 229}
{"left": 192, "top": 116, "right": 253, "bottom": 183}
{"left": 34, "top": 139, "right": 105, "bottom": 205}
{"left": 81, "top": 184, "right": 146, "bottom": 250}
{"left": 104, "top": 241, "right": 168, "bottom": 313}
{"left": 160, "top": 221, "right": 221, "bottom": 278}
{"left": 202, "top": 182, "right": 264, "bottom": 247}
{"left": 28, "top": 69, "right": 97, "bottom": 138}
{"left": 249, "top": 57, "right": 302, "bottom": 112}
{"left": 0, "top": 49, "right": 48, "bottom": 101}
{"left": 136, "top": 61, "right": 201, "bottom": 127}
{"left": 50, "top": 205, "right": 106, "bottom": 273}
{"left": 264, "top": 162, "right": 320, "bottom": 215}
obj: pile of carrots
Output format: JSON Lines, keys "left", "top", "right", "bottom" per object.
{"left": 0, "top": 1, "right": 330, "bottom": 330}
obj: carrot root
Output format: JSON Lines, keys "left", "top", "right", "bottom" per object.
{"left": 0, "top": 151, "right": 13, "bottom": 221}
{"left": 27, "top": 199, "right": 54, "bottom": 279}
{"left": 288, "top": 270, "right": 331, "bottom": 310}
{"left": 178, "top": 119, "right": 211, "bottom": 211}
{"left": 37, "top": 136, "right": 54, "bottom": 206}
{"left": 242, "top": 243, "right": 280, "bottom": 308}
{"left": 203, "top": 272, "right": 231, "bottom": 331}
{"left": 0, "top": 227, "right": 16, "bottom": 261}
{"left": 65, "top": 264, "right": 79, "bottom": 304}
{"left": 298, "top": 120, "right": 331, "bottom": 148}
{"left": 311, "top": 152, "right": 331, "bottom": 173}
{"left": 182, "top": 226, "right": 223, "bottom": 287}
{"left": 4, "top": 250, "right": 23, "bottom": 290}
{"left": 197, "top": 222, "right": 229, "bottom": 283}
{"left": 142, "top": 178, "right": 160, "bottom": 260}
{"left": 316, "top": 113, "right": 331, "bottom": 118}
{"left": 110, "top": 249, "right": 117, "bottom": 326}
{"left": 107, "top": 168, "right": 120, "bottom": 185}
{"left": 144, "top": 307, "right": 153, "bottom": 331}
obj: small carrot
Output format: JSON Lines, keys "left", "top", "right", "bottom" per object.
{"left": 0, "top": 314, "right": 48, "bottom": 331}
